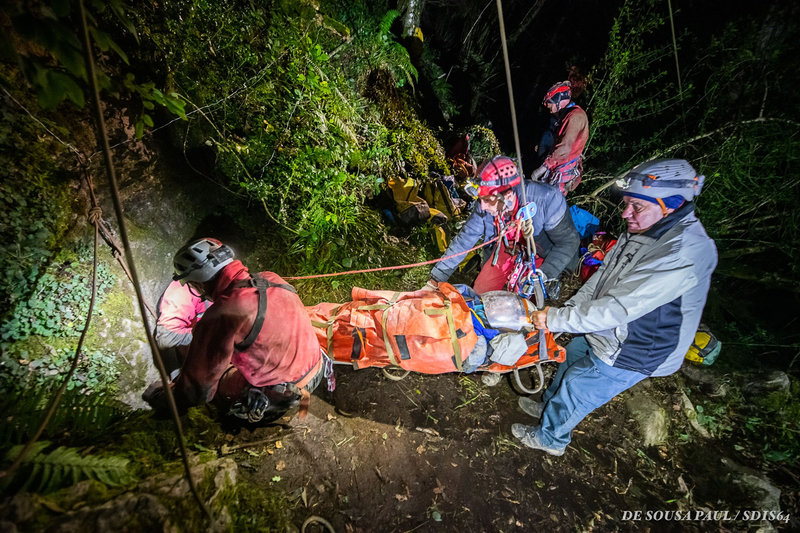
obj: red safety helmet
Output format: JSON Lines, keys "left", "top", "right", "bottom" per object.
{"left": 477, "top": 156, "right": 521, "bottom": 196}
{"left": 543, "top": 81, "right": 571, "bottom": 106}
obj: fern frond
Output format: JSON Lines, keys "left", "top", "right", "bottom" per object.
{"left": 379, "top": 10, "right": 400, "bottom": 35}
{"left": 329, "top": 113, "right": 360, "bottom": 144}
{"left": 0, "top": 389, "right": 127, "bottom": 447}
{"left": 4, "top": 441, "right": 133, "bottom": 493}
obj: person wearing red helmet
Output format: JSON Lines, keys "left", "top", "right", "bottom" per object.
{"left": 530, "top": 81, "right": 589, "bottom": 195}
{"left": 424, "top": 155, "right": 579, "bottom": 295}
{"left": 143, "top": 238, "right": 328, "bottom": 422}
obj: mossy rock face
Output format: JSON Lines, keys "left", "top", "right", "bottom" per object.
{"left": 85, "top": 272, "right": 153, "bottom": 409}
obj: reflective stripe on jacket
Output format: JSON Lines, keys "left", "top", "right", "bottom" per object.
{"left": 174, "top": 260, "right": 321, "bottom": 406}
{"left": 546, "top": 203, "right": 717, "bottom": 376}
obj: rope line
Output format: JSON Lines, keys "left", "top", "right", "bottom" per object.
{"left": 0, "top": 202, "right": 101, "bottom": 482}
{"left": 285, "top": 223, "right": 520, "bottom": 280}
{"left": 77, "top": 0, "right": 213, "bottom": 522}
{"left": 495, "top": 0, "right": 537, "bottom": 259}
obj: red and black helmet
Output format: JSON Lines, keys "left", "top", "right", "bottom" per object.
{"left": 543, "top": 81, "right": 571, "bottom": 106}
{"left": 477, "top": 155, "right": 521, "bottom": 196}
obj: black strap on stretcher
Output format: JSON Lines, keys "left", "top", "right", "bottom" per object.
{"left": 233, "top": 274, "right": 296, "bottom": 352}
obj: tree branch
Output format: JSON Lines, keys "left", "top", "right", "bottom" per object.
{"left": 588, "top": 117, "right": 800, "bottom": 197}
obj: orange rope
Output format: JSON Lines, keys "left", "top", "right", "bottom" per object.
{"left": 284, "top": 224, "right": 519, "bottom": 281}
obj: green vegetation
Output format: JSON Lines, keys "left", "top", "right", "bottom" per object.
{"left": 1, "top": 0, "right": 798, "bottom": 528}
{"left": 132, "top": 0, "right": 450, "bottom": 268}
{"left": 2, "top": 441, "right": 133, "bottom": 494}
{"left": 581, "top": 0, "right": 800, "bottom": 268}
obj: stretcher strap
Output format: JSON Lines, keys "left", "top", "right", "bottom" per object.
{"left": 424, "top": 296, "right": 462, "bottom": 372}
{"left": 357, "top": 292, "right": 401, "bottom": 367}
{"left": 310, "top": 319, "right": 336, "bottom": 365}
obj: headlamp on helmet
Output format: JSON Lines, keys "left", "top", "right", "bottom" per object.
{"left": 543, "top": 81, "right": 571, "bottom": 106}
{"left": 615, "top": 159, "right": 705, "bottom": 201}
{"left": 476, "top": 155, "right": 521, "bottom": 197}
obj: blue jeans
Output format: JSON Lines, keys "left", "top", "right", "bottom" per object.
{"left": 536, "top": 336, "right": 646, "bottom": 449}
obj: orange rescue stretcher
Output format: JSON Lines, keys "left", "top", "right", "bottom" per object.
{"left": 305, "top": 282, "right": 565, "bottom": 394}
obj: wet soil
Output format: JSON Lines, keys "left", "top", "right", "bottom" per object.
{"left": 222, "top": 359, "right": 799, "bottom": 532}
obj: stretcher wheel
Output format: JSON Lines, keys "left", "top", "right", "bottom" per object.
{"left": 382, "top": 365, "right": 411, "bottom": 381}
{"left": 512, "top": 364, "right": 545, "bottom": 395}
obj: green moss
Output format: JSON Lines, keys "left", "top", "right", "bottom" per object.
{"left": 226, "top": 479, "right": 292, "bottom": 532}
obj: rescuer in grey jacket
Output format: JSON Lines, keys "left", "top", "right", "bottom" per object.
{"left": 426, "top": 156, "right": 579, "bottom": 294}
{"left": 512, "top": 158, "right": 717, "bottom": 456}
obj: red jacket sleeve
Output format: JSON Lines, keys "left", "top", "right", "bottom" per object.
{"left": 172, "top": 299, "right": 249, "bottom": 406}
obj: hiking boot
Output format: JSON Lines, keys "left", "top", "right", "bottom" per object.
{"left": 511, "top": 424, "right": 566, "bottom": 456}
{"left": 518, "top": 397, "right": 544, "bottom": 418}
{"left": 481, "top": 373, "right": 503, "bottom": 387}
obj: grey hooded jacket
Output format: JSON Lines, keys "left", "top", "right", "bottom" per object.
{"left": 430, "top": 180, "right": 579, "bottom": 282}
{"left": 546, "top": 203, "right": 717, "bottom": 376}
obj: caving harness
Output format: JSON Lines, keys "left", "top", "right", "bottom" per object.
{"left": 538, "top": 103, "right": 584, "bottom": 193}
{"left": 490, "top": 201, "right": 549, "bottom": 308}
{"left": 227, "top": 274, "right": 335, "bottom": 423}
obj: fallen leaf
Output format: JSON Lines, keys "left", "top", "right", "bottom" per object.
{"left": 301, "top": 487, "right": 308, "bottom": 507}
{"left": 225, "top": 434, "right": 234, "bottom": 442}
{"left": 417, "top": 445, "right": 425, "bottom": 454}
{"left": 276, "top": 460, "right": 286, "bottom": 471}
{"left": 275, "top": 440, "right": 283, "bottom": 449}
{"left": 451, "top": 462, "right": 458, "bottom": 467}
{"left": 395, "top": 494, "right": 408, "bottom": 502}
{"left": 327, "top": 413, "right": 335, "bottom": 421}
{"left": 382, "top": 432, "right": 388, "bottom": 440}
{"left": 272, "top": 476, "right": 281, "bottom": 482}
{"left": 37, "top": 497, "right": 66, "bottom": 513}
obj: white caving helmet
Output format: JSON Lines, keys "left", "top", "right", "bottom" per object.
{"left": 616, "top": 158, "right": 705, "bottom": 201}
{"left": 173, "top": 238, "right": 235, "bottom": 284}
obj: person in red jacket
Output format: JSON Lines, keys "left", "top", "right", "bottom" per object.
{"left": 143, "top": 238, "right": 327, "bottom": 422}
{"left": 530, "top": 81, "right": 589, "bottom": 195}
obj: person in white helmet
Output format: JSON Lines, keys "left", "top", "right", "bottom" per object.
{"left": 513, "top": 159, "right": 717, "bottom": 455}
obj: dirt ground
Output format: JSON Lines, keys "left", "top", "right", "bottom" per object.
{"left": 220, "top": 356, "right": 798, "bottom": 532}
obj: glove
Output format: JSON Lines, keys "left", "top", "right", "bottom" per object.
{"left": 421, "top": 279, "right": 438, "bottom": 291}
{"left": 531, "top": 165, "right": 548, "bottom": 182}
{"left": 521, "top": 219, "right": 534, "bottom": 240}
